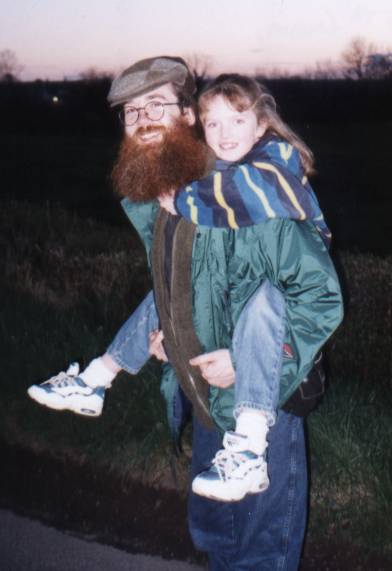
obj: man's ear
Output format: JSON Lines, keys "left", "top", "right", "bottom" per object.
{"left": 182, "top": 106, "right": 196, "bottom": 126}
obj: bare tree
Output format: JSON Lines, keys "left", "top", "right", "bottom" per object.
{"left": 341, "top": 37, "right": 376, "bottom": 79}
{"left": 183, "top": 52, "right": 213, "bottom": 87}
{"left": 364, "top": 53, "right": 392, "bottom": 79}
{"left": 255, "top": 66, "right": 292, "bottom": 80}
{"left": 302, "top": 60, "right": 343, "bottom": 80}
{"left": 80, "top": 66, "right": 113, "bottom": 81}
{"left": 341, "top": 37, "right": 392, "bottom": 79}
{"left": 0, "top": 49, "right": 23, "bottom": 81}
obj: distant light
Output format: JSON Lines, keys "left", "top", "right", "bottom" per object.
{"left": 52, "top": 96, "right": 59, "bottom": 103}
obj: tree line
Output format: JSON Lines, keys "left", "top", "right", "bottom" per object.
{"left": 1, "top": 37, "right": 392, "bottom": 83}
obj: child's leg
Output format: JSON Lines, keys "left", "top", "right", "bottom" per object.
{"left": 81, "top": 290, "right": 160, "bottom": 387}
{"left": 192, "top": 280, "right": 286, "bottom": 502}
{"left": 232, "top": 280, "right": 285, "bottom": 451}
{"left": 27, "top": 290, "right": 160, "bottom": 415}
{"left": 104, "top": 290, "right": 159, "bottom": 375}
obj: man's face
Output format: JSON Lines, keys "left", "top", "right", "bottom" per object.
{"left": 123, "top": 83, "right": 194, "bottom": 144}
{"left": 112, "top": 85, "right": 208, "bottom": 202}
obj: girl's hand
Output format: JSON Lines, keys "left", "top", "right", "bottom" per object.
{"left": 149, "top": 330, "right": 168, "bottom": 362}
{"left": 190, "top": 349, "right": 235, "bottom": 388}
{"left": 158, "top": 190, "right": 177, "bottom": 215}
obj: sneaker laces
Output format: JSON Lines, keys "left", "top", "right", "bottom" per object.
{"left": 43, "top": 371, "right": 78, "bottom": 389}
{"left": 212, "top": 449, "right": 253, "bottom": 482}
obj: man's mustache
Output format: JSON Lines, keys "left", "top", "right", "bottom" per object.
{"left": 112, "top": 117, "right": 210, "bottom": 203}
{"left": 135, "top": 125, "right": 166, "bottom": 137}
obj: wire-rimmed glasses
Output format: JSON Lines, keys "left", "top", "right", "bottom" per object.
{"left": 118, "top": 100, "right": 180, "bottom": 126}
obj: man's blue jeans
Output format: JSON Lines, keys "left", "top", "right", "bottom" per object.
{"left": 107, "top": 281, "right": 285, "bottom": 424}
{"left": 189, "top": 412, "right": 307, "bottom": 570}
{"left": 106, "top": 286, "right": 307, "bottom": 568}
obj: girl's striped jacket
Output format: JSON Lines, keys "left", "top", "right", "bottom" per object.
{"left": 175, "top": 134, "right": 331, "bottom": 248}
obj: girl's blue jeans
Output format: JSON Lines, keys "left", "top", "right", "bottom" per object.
{"left": 107, "top": 280, "right": 285, "bottom": 425}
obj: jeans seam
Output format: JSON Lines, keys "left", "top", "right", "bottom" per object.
{"left": 235, "top": 316, "right": 285, "bottom": 414}
{"left": 268, "top": 315, "right": 286, "bottom": 410}
{"left": 108, "top": 311, "right": 150, "bottom": 354}
{"left": 277, "top": 415, "right": 298, "bottom": 571}
{"left": 232, "top": 286, "right": 286, "bottom": 416}
{"left": 106, "top": 351, "right": 139, "bottom": 376}
{"left": 233, "top": 402, "right": 276, "bottom": 426}
{"left": 106, "top": 293, "right": 158, "bottom": 374}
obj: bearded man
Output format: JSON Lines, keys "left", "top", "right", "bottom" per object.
{"left": 28, "top": 56, "right": 343, "bottom": 570}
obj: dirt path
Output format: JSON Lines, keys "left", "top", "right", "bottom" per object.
{"left": 0, "top": 508, "right": 206, "bottom": 571}
{"left": 0, "top": 442, "right": 390, "bottom": 570}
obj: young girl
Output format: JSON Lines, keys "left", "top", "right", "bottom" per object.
{"left": 155, "top": 74, "right": 334, "bottom": 501}
{"left": 168, "top": 74, "right": 330, "bottom": 245}
{"left": 28, "top": 75, "right": 337, "bottom": 503}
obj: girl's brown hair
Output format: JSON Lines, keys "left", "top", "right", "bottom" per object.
{"left": 198, "top": 74, "right": 314, "bottom": 175}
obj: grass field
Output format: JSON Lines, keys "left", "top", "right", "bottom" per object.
{"left": 1, "top": 114, "right": 392, "bottom": 557}
{"left": 1, "top": 199, "right": 392, "bottom": 557}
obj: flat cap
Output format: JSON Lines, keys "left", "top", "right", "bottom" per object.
{"left": 107, "top": 56, "right": 196, "bottom": 107}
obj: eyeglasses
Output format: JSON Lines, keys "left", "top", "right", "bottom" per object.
{"left": 118, "top": 100, "right": 180, "bottom": 127}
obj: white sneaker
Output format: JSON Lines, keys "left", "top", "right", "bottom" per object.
{"left": 27, "top": 363, "right": 105, "bottom": 417}
{"left": 192, "top": 431, "right": 269, "bottom": 502}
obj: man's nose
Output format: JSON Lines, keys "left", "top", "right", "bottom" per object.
{"left": 137, "top": 108, "right": 153, "bottom": 126}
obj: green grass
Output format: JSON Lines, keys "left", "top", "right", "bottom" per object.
{"left": 328, "top": 249, "right": 392, "bottom": 385}
{"left": 1, "top": 200, "right": 392, "bottom": 556}
{"left": 0, "top": 201, "right": 175, "bottom": 482}
{"left": 307, "top": 378, "right": 392, "bottom": 554}
{"left": 0, "top": 132, "right": 116, "bottom": 202}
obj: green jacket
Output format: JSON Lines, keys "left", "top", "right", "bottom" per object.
{"left": 122, "top": 198, "right": 344, "bottom": 433}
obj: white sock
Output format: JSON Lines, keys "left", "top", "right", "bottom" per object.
{"left": 235, "top": 409, "right": 269, "bottom": 455}
{"left": 79, "top": 357, "right": 117, "bottom": 389}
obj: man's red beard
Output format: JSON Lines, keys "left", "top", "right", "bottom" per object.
{"left": 111, "top": 118, "right": 212, "bottom": 202}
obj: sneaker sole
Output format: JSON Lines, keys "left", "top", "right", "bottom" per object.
{"left": 192, "top": 477, "right": 270, "bottom": 502}
{"left": 27, "top": 387, "right": 102, "bottom": 417}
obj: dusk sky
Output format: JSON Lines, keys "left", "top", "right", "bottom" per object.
{"left": 2, "top": 0, "right": 392, "bottom": 80}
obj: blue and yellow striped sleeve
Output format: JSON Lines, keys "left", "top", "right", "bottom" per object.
{"left": 175, "top": 141, "right": 331, "bottom": 247}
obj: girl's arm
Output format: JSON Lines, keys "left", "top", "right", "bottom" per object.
{"left": 175, "top": 144, "right": 331, "bottom": 246}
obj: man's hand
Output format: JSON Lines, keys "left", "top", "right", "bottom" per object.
{"left": 158, "top": 190, "right": 177, "bottom": 215}
{"left": 190, "top": 349, "right": 235, "bottom": 388}
{"left": 149, "top": 330, "right": 168, "bottom": 362}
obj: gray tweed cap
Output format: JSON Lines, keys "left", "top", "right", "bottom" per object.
{"left": 107, "top": 56, "right": 196, "bottom": 107}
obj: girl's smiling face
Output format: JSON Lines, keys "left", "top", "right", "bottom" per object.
{"left": 202, "top": 94, "right": 266, "bottom": 162}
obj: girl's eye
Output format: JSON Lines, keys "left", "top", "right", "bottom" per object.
{"left": 206, "top": 122, "right": 217, "bottom": 129}
{"left": 235, "top": 118, "right": 245, "bottom": 125}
